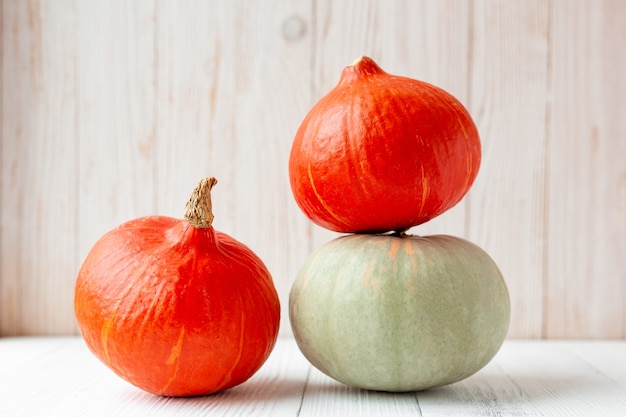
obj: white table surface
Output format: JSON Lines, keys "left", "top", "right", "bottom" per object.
{"left": 1, "top": 336, "right": 625, "bottom": 417}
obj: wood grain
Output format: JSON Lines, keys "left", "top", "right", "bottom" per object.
{"left": 466, "top": 0, "right": 551, "bottom": 338}
{"left": 417, "top": 341, "right": 626, "bottom": 416}
{"left": 76, "top": 0, "right": 157, "bottom": 250}
{"left": 1, "top": 0, "right": 78, "bottom": 335}
{"left": 1, "top": 337, "right": 625, "bottom": 416}
{"left": 299, "top": 368, "right": 421, "bottom": 417}
{"left": 545, "top": 0, "right": 626, "bottom": 339}
{"left": 1, "top": 1, "right": 625, "bottom": 338}
{"left": 0, "top": 337, "right": 311, "bottom": 417}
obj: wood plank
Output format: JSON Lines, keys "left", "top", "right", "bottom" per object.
{"left": 0, "top": 337, "right": 69, "bottom": 372}
{"left": 153, "top": 0, "right": 235, "bottom": 219}
{"left": 567, "top": 341, "right": 626, "bottom": 385}
{"left": 154, "top": 1, "right": 312, "bottom": 336}
{"left": 76, "top": 0, "right": 157, "bottom": 274}
{"left": 0, "top": 337, "right": 310, "bottom": 417}
{"left": 2, "top": 338, "right": 625, "bottom": 416}
{"left": 417, "top": 341, "right": 626, "bottom": 416}
{"left": 299, "top": 367, "right": 422, "bottom": 417}
{"left": 466, "top": 0, "right": 550, "bottom": 338}
{"left": 1, "top": 0, "right": 625, "bottom": 341}
{"left": 0, "top": 0, "right": 78, "bottom": 335}
{"left": 546, "top": 0, "right": 626, "bottom": 338}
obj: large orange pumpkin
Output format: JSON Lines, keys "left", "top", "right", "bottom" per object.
{"left": 74, "top": 178, "right": 280, "bottom": 397}
{"left": 289, "top": 56, "right": 481, "bottom": 233}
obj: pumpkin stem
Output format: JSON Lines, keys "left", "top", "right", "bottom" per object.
{"left": 184, "top": 177, "right": 218, "bottom": 228}
{"left": 392, "top": 228, "right": 410, "bottom": 238}
{"left": 341, "top": 56, "right": 385, "bottom": 82}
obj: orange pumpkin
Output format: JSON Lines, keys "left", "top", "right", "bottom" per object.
{"left": 289, "top": 56, "right": 481, "bottom": 233}
{"left": 74, "top": 178, "right": 280, "bottom": 397}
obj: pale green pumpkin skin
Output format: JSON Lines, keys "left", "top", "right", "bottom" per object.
{"left": 289, "top": 234, "right": 510, "bottom": 392}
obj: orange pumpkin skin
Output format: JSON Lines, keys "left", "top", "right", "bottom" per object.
{"left": 289, "top": 56, "right": 481, "bottom": 233}
{"left": 74, "top": 183, "right": 280, "bottom": 397}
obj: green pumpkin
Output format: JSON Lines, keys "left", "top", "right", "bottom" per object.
{"left": 289, "top": 233, "right": 510, "bottom": 392}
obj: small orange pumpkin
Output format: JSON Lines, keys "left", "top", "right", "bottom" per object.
{"left": 289, "top": 56, "right": 481, "bottom": 233}
{"left": 74, "top": 178, "right": 280, "bottom": 397}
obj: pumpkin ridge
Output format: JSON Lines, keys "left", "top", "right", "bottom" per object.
{"left": 157, "top": 326, "right": 186, "bottom": 395}
{"left": 93, "top": 263, "right": 144, "bottom": 365}
{"left": 100, "top": 313, "right": 115, "bottom": 364}
{"left": 217, "top": 308, "right": 247, "bottom": 391}
{"left": 306, "top": 163, "right": 352, "bottom": 229}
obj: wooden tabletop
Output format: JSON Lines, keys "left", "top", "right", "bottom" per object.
{"left": 1, "top": 337, "right": 625, "bottom": 416}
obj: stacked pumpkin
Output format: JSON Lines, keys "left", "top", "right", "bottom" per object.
{"left": 288, "top": 56, "right": 510, "bottom": 392}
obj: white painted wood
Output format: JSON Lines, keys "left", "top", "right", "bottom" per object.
{"left": 154, "top": 0, "right": 234, "bottom": 219}
{"left": 417, "top": 341, "right": 626, "bottom": 416}
{"left": 0, "top": 337, "right": 310, "bottom": 417}
{"left": 466, "top": 0, "right": 551, "bottom": 339}
{"left": 1, "top": 1, "right": 625, "bottom": 339}
{"left": 1, "top": 338, "right": 625, "bottom": 416}
{"left": 299, "top": 367, "right": 421, "bottom": 416}
{"left": 545, "top": 0, "right": 626, "bottom": 338}
{"left": 0, "top": 0, "right": 78, "bottom": 335}
{"left": 77, "top": 1, "right": 157, "bottom": 260}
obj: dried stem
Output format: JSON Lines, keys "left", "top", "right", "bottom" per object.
{"left": 184, "top": 177, "right": 218, "bottom": 228}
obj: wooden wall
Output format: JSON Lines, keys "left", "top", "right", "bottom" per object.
{"left": 1, "top": 0, "right": 625, "bottom": 338}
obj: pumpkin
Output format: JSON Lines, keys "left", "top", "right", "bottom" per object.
{"left": 74, "top": 178, "right": 280, "bottom": 397}
{"left": 289, "top": 232, "right": 510, "bottom": 392}
{"left": 289, "top": 56, "right": 481, "bottom": 233}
